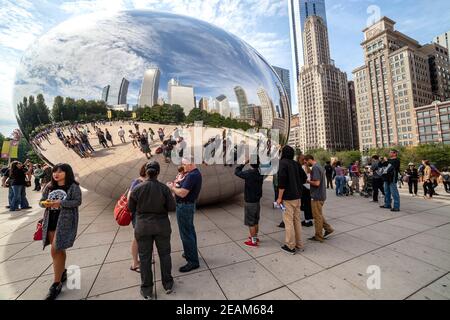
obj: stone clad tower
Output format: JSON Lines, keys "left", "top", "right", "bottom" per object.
{"left": 298, "top": 15, "right": 353, "bottom": 151}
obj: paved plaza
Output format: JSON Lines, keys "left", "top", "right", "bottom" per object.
{"left": 1, "top": 180, "right": 450, "bottom": 300}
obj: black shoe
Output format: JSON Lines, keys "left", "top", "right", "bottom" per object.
{"left": 61, "top": 269, "right": 67, "bottom": 283}
{"left": 45, "top": 282, "right": 62, "bottom": 300}
{"left": 391, "top": 208, "right": 400, "bottom": 212}
{"left": 164, "top": 281, "right": 174, "bottom": 294}
{"left": 380, "top": 206, "right": 391, "bottom": 209}
{"left": 278, "top": 222, "right": 285, "bottom": 229}
{"left": 5, "top": 206, "right": 10, "bottom": 209}
{"left": 22, "top": 206, "right": 32, "bottom": 210}
{"left": 301, "top": 221, "right": 313, "bottom": 227}
{"left": 140, "top": 288, "right": 153, "bottom": 300}
{"left": 281, "top": 245, "right": 296, "bottom": 255}
{"left": 179, "top": 263, "right": 200, "bottom": 273}
{"left": 324, "top": 230, "right": 334, "bottom": 238}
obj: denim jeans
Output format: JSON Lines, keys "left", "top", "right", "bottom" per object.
{"left": 335, "top": 176, "right": 345, "bottom": 196}
{"left": 10, "top": 185, "right": 23, "bottom": 211}
{"left": 21, "top": 186, "right": 29, "bottom": 208}
{"left": 8, "top": 185, "right": 13, "bottom": 207}
{"left": 384, "top": 182, "right": 400, "bottom": 210}
{"left": 176, "top": 203, "right": 199, "bottom": 266}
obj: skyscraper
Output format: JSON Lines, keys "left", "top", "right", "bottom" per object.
{"left": 257, "top": 87, "right": 274, "bottom": 129}
{"left": 353, "top": 17, "right": 434, "bottom": 150}
{"left": 168, "top": 78, "right": 195, "bottom": 115}
{"left": 348, "top": 81, "right": 360, "bottom": 150}
{"left": 272, "top": 66, "right": 292, "bottom": 108}
{"left": 233, "top": 86, "right": 249, "bottom": 118}
{"left": 138, "top": 68, "right": 160, "bottom": 108}
{"left": 434, "top": 31, "right": 450, "bottom": 57}
{"left": 215, "top": 95, "right": 231, "bottom": 118}
{"left": 199, "top": 97, "right": 209, "bottom": 111}
{"left": 298, "top": 15, "right": 353, "bottom": 151}
{"left": 117, "top": 78, "right": 129, "bottom": 105}
{"left": 102, "top": 85, "right": 110, "bottom": 104}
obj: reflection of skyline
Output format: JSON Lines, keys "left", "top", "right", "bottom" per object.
{"left": 13, "top": 11, "right": 289, "bottom": 133}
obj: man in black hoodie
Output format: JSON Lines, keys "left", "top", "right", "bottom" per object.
{"left": 276, "top": 146, "right": 307, "bottom": 255}
{"left": 235, "top": 158, "right": 264, "bottom": 247}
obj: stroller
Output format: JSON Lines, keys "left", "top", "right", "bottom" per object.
{"left": 360, "top": 171, "right": 373, "bottom": 198}
{"left": 342, "top": 176, "right": 352, "bottom": 196}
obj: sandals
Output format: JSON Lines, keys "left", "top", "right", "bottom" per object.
{"left": 130, "top": 266, "right": 141, "bottom": 273}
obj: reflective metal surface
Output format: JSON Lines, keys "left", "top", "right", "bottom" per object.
{"left": 13, "top": 10, "right": 290, "bottom": 204}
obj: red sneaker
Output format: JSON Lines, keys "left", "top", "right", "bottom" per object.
{"left": 244, "top": 240, "right": 258, "bottom": 247}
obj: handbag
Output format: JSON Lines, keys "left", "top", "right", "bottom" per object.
{"left": 33, "top": 219, "right": 43, "bottom": 241}
{"left": 114, "top": 190, "right": 132, "bottom": 226}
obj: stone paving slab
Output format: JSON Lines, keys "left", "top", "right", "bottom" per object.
{"left": 1, "top": 182, "right": 450, "bottom": 300}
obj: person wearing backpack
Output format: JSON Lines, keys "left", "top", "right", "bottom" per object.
{"left": 441, "top": 167, "right": 450, "bottom": 193}
{"left": 380, "top": 150, "right": 401, "bottom": 212}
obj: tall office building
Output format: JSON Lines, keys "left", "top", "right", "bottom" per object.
{"left": 434, "top": 31, "right": 450, "bottom": 57}
{"left": 168, "top": 78, "right": 195, "bottom": 115}
{"left": 288, "top": 114, "right": 301, "bottom": 148}
{"left": 420, "top": 44, "right": 450, "bottom": 102}
{"left": 234, "top": 86, "right": 249, "bottom": 118}
{"left": 102, "top": 85, "right": 110, "bottom": 104}
{"left": 272, "top": 66, "right": 292, "bottom": 108}
{"left": 117, "top": 78, "right": 129, "bottom": 105}
{"left": 289, "top": 0, "right": 327, "bottom": 108}
{"left": 298, "top": 15, "right": 353, "bottom": 151}
{"left": 348, "top": 81, "right": 360, "bottom": 150}
{"left": 353, "top": 17, "right": 434, "bottom": 150}
{"left": 215, "top": 95, "right": 231, "bottom": 118}
{"left": 138, "top": 68, "right": 160, "bottom": 108}
{"left": 257, "top": 88, "right": 274, "bottom": 129}
{"left": 199, "top": 97, "right": 209, "bottom": 111}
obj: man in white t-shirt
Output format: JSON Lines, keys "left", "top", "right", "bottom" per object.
{"left": 118, "top": 127, "right": 126, "bottom": 143}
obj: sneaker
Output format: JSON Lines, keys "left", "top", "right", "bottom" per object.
{"left": 278, "top": 222, "right": 285, "bottom": 229}
{"left": 164, "top": 281, "right": 174, "bottom": 295}
{"left": 295, "top": 247, "right": 305, "bottom": 253}
{"left": 22, "top": 206, "right": 32, "bottom": 210}
{"left": 179, "top": 263, "right": 200, "bottom": 273}
{"left": 379, "top": 206, "right": 391, "bottom": 209}
{"left": 324, "top": 230, "right": 334, "bottom": 238}
{"left": 301, "top": 221, "right": 313, "bottom": 227}
{"left": 391, "top": 208, "right": 400, "bottom": 212}
{"left": 308, "top": 236, "right": 323, "bottom": 243}
{"left": 140, "top": 289, "right": 153, "bottom": 300}
{"left": 45, "top": 282, "right": 63, "bottom": 300}
{"left": 244, "top": 240, "right": 258, "bottom": 247}
{"left": 281, "top": 245, "right": 296, "bottom": 255}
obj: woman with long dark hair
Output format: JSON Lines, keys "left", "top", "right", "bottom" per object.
{"left": 40, "top": 163, "right": 82, "bottom": 300}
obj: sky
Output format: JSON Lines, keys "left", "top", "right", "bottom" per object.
{"left": 1, "top": 0, "right": 450, "bottom": 136}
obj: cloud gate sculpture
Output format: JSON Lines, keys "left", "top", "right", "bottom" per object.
{"left": 13, "top": 10, "right": 290, "bottom": 205}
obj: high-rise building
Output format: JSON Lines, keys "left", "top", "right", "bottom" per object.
{"left": 288, "top": 0, "right": 327, "bottom": 109}
{"left": 420, "top": 44, "right": 450, "bottom": 102}
{"left": 102, "top": 85, "right": 110, "bottom": 104}
{"left": 168, "top": 79, "right": 195, "bottom": 115}
{"left": 199, "top": 97, "right": 209, "bottom": 111}
{"left": 215, "top": 95, "right": 231, "bottom": 118}
{"left": 298, "top": 15, "right": 353, "bottom": 151}
{"left": 117, "top": 78, "right": 129, "bottom": 105}
{"left": 434, "top": 31, "right": 450, "bottom": 57}
{"left": 288, "top": 114, "right": 301, "bottom": 148}
{"left": 234, "top": 86, "right": 249, "bottom": 118}
{"left": 348, "top": 81, "right": 360, "bottom": 150}
{"left": 138, "top": 68, "right": 160, "bottom": 108}
{"left": 272, "top": 66, "right": 292, "bottom": 108}
{"left": 353, "top": 17, "right": 434, "bottom": 150}
{"left": 415, "top": 101, "right": 450, "bottom": 145}
{"left": 257, "top": 88, "right": 274, "bottom": 129}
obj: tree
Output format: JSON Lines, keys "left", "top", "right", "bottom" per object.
{"left": 16, "top": 95, "right": 51, "bottom": 138}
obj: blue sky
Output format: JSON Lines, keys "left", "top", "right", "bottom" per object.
{"left": 1, "top": 0, "right": 450, "bottom": 136}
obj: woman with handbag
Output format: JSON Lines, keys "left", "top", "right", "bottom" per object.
{"left": 127, "top": 164, "right": 147, "bottom": 273}
{"left": 39, "top": 163, "right": 82, "bottom": 300}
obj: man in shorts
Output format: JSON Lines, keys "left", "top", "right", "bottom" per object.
{"left": 235, "top": 159, "right": 264, "bottom": 247}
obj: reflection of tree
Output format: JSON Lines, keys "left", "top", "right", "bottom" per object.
{"left": 52, "top": 96, "right": 108, "bottom": 122}
{"left": 186, "top": 108, "right": 253, "bottom": 130}
{"left": 138, "top": 104, "right": 186, "bottom": 124}
{"left": 16, "top": 94, "right": 51, "bottom": 138}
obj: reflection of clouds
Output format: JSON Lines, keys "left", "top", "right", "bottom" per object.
{"left": 14, "top": 10, "right": 288, "bottom": 121}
